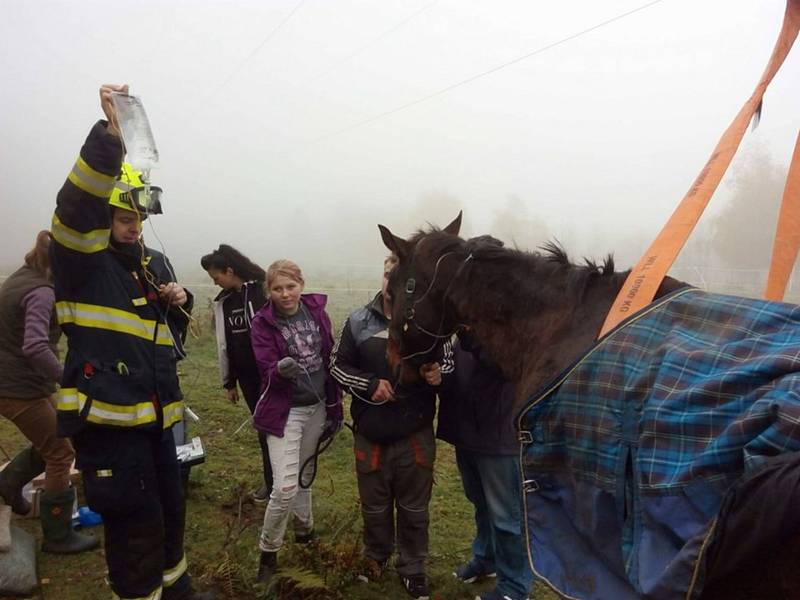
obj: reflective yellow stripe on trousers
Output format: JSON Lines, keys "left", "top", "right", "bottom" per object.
{"left": 56, "top": 301, "right": 174, "bottom": 347}
{"left": 163, "top": 554, "right": 187, "bottom": 588}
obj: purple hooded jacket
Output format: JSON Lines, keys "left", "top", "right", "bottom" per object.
{"left": 250, "top": 293, "right": 343, "bottom": 436}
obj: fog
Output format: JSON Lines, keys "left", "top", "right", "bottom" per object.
{"left": 2, "top": 0, "right": 799, "bottom": 292}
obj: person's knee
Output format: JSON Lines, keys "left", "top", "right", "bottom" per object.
{"left": 361, "top": 502, "right": 392, "bottom": 519}
{"left": 489, "top": 505, "right": 524, "bottom": 536}
{"left": 397, "top": 501, "right": 429, "bottom": 526}
{"left": 273, "top": 483, "right": 298, "bottom": 507}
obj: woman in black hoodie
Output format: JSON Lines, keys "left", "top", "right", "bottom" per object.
{"left": 201, "top": 244, "right": 272, "bottom": 500}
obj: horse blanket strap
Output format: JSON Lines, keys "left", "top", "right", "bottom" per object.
{"left": 599, "top": 0, "right": 800, "bottom": 338}
{"left": 765, "top": 130, "right": 800, "bottom": 300}
{"left": 518, "top": 288, "right": 800, "bottom": 600}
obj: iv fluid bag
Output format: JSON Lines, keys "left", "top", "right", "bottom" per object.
{"left": 110, "top": 92, "right": 159, "bottom": 171}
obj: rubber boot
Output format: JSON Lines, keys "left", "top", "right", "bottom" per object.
{"left": 256, "top": 551, "right": 278, "bottom": 585}
{"left": 0, "top": 446, "right": 45, "bottom": 515}
{"left": 40, "top": 488, "right": 99, "bottom": 554}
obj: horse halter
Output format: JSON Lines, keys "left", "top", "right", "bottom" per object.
{"left": 399, "top": 250, "right": 473, "bottom": 362}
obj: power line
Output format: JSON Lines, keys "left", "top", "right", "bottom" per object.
{"left": 301, "top": 0, "right": 439, "bottom": 86}
{"left": 311, "top": 0, "right": 665, "bottom": 143}
{"left": 208, "top": 0, "right": 307, "bottom": 100}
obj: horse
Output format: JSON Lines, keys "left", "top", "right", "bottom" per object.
{"left": 378, "top": 213, "right": 800, "bottom": 600}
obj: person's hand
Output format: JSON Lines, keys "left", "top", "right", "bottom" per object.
{"left": 159, "top": 283, "right": 187, "bottom": 307}
{"left": 277, "top": 357, "right": 301, "bottom": 379}
{"left": 419, "top": 362, "right": 441, "bottom": 386}
{"left": 371, "top": 379, "right": 395, "bottom": 403}
{"left": 226, "top": 387, "right": 239, "bottom": 404}
{"left": 320, "top": 418, "right": 342, "bottom": 442}
{"left": 99, "top": 83, "right": 128, "bottom": 137}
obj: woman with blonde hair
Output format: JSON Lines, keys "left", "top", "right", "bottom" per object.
{"left": 249, "top": 259, "right": 343, "bottom": 584}
{"left": 0, "top": 230, "right": 97, "bottom": 553}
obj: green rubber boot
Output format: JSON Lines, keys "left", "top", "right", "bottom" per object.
{"left": 0, "top": 446, "right": 44, "bottom": 515}
{"left": 40, "top": 488, "right": 99, "bottom": 554}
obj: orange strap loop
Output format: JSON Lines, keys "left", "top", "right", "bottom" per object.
{"left": 765, "top": 132, "right": 800, "bottom": 301}
{"left": 599, "top": 0, "right": 800, "bottom": 338}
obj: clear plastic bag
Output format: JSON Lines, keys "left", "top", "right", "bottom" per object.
{"left": 110, "top": 92, "right": 159, "bottom": 171}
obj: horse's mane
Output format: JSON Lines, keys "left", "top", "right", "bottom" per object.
{"left": 407, "top": 228, "right": 622, "bottom": 315}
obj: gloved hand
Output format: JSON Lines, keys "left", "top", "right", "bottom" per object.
{"left": 277, "top": 357, "right": 301, "bottom": 379}
{"left": 320, "top": 418, "right": 343, "bottom": 442}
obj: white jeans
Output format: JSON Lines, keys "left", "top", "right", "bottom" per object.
{"left": 259, "top": 402, "right": 326, "bottom": 552}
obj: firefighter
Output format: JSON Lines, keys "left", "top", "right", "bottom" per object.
{"left": 49, "top": 83, "right": 214, "bottom": 600}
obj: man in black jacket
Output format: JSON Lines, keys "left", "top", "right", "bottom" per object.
{"left": 330, "top": 256, "right": 451, "bottom": 600}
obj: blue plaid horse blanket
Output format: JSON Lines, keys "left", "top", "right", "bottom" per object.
{"left": 517, "top": 288, "right": 800, "bottom": 599}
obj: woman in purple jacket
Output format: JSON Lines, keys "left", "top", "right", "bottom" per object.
{"left": 250, "top": 259, "right": 342, "bottom": 584}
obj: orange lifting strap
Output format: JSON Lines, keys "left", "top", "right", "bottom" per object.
{"left": 765, "top": 132, "right": 800, "bottom": 301}
{"left": 599, "top": 0, "right": 800, "bottom": 338}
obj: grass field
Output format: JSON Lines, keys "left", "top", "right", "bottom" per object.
{"left": 1, "top": 291, "right": 560, "bottom": 600}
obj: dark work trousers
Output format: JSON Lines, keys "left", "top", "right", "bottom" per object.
{"left": 239, "top": 376, "right": 273, "bottom": 492}
{"left": 354, "top": 425, "right": 436, "bottom": 576}
{"left": 73, "top": 426, "right": 191, "bottom": 600}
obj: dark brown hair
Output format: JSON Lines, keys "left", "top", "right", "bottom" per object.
{"left": 24, "top": 230, "right": 52, "bottom": 276}
{"left": 200, "top": 244, "right": 266, "bottom": 282}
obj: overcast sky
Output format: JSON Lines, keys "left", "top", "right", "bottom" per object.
{"left": 2, "top": 0, "right": 798, "bottom": 281}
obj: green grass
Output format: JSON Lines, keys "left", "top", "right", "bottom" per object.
{"left": 1, "top": 301, "right": 560, "bottom": 600}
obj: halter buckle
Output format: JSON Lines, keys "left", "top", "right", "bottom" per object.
{"left": 405, "top": 278, "right": 416, "bottom": 294}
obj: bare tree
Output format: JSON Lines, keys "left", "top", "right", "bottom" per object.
{"left": 711, "top": 144, "right": 786, "bottom": 270}
{"left": 491, "top": 194, "right": 551, "bottom": 250}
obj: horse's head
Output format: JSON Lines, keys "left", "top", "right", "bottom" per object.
{"left": 378, "top": 212, "right": 466, "bottom": 385}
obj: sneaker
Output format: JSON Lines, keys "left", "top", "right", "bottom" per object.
{"left": 475, "top": 592, "right": 530, "bottom": 600}
{"left": 356, "top": 557, "right": 388, "bottom": 583}
{"left": 252, "top": 484, "right": 269, "bottom": 504}
{"left": 399, "top": 573, "right": 430, "bottom": 600}
{"left": 454, "top": 559, "right": 497, "bottom": 584}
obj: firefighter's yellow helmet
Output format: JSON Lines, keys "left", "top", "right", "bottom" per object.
{"left": 109, "top": 163, "right": 163, "bottom": 215}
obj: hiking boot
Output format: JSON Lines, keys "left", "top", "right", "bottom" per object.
{"left": 40, "top": 488, "right": 99, "bottom": 554}
{"left": 0, "top": 446, "right": 45, "bottom": 515}
{"left": 454, "top": 559, "right": 497, "bottom": 584}
{"left": 399, "top": 573, "right": 430, "bottom": 600}
{"left": 294, "top": 529, "right": 316, "bottom": 544}
{"left": 256, "top": 550, "right": 278, "bottom": 585}
{"left": 357, "top": 557, "right": 388, "bottom": 583}
{"left": 251, "top": 484, "right": 269, "bottom": 504}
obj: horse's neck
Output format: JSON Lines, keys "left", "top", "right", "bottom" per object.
{"left": 456, "top": 261, "right": 626, "bottom": 402}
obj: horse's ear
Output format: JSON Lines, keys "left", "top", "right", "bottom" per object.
{"left": 378, "top": 224, "right": 410, "bottom": 259}
{"left": 443, "top": 211, "right": 462, "bottom": 236}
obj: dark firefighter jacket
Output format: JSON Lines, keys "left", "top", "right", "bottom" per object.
{"left": 50, "top": 120, "right": 193, "bottom": 437}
